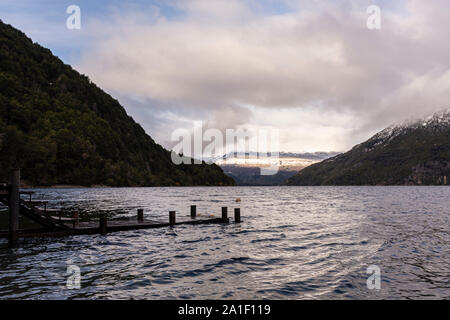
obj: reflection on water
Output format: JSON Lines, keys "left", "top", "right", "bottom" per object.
{"left": 0, "top": 186, "right": 448, "bottom": 299}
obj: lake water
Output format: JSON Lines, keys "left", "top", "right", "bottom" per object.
{"left": 0, "top": 186, "right": 448, "bottom": 300}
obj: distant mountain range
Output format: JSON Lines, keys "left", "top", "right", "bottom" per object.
{"left": 215, "top": 152, "right": 339, "bottom": 186}
{"left": 0, "top": 20, "right": 234, "bottom": 187}
{"left": 286, "top": 110, "right": 450, "bottom": 186}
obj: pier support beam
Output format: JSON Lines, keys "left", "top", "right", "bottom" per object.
{"left": 99, "top": 213, "right": 107, "bottom": 235}
{"left": 9, "top": 168, "right": 20, "bottom": 247}
{"left": 234, "top": 208, "right": 241, "bottom": 223}
{"left": 221, "top": 207, "right": 229, "bottom": 223}
{"left": 137, "top": 209, "right": 144, "bottom": 223}
{"left": 190, "top": 205, "right": 197, "bottom": 219}
{"left": 169, "top": 211, "right": 176, "bottom": 225}
{"left": 73, "top": 211, "right": 79, "bottom": 228}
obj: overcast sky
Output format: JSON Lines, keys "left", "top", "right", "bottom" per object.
{"left": 2, "top": 0, "right": 450, "bottom": 153}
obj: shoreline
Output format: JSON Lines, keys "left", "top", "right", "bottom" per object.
{"left": 20, "top": 185, "right": 108, "bottom": 189}
{"left": 17, "top": 184, "right": 450, "bottom": 189}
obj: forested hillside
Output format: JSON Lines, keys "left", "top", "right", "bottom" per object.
{"left": 0, "top": 20, "right": 234, "bottom": 187}
{"left": 286, "top": 110, "right": 450, "bottom": 186}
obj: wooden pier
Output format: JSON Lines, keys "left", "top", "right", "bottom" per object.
{"left": 0, "top": 169, "right": 242, "bottom": 246}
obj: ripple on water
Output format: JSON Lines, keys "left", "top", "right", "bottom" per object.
{"left": 0, "top": 186, "right": 449, "bottom": 299}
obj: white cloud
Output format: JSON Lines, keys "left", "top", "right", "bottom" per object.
{"left": 75, "top": 0, "right": 450, "bottom": 152}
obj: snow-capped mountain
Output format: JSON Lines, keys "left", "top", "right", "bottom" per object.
{"left": 360, "top": 109, "right": 450, "bottom": 152}
{"left": 215, "top": 152, "right": 340, "bottom": 171}
{"left": 214, "top": 152, "right": 339, "bottom": 186}
{"left": 286, "top": 109, "right": 450, "bottom": 186}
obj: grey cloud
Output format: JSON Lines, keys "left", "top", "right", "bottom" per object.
{"left": 76, "top": 0, "right": 450, "bottom": 152}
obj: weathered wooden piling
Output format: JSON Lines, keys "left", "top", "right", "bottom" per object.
{"left": 190, "top": 205, "right": 197, "bottom": 218}
{"left": 222, "top": 207, "right": 229, "bottom": 223}
{"left": 99, "top": 213, "right": 107, "bottom": 235}
{"left": 169, "top": 211, "right": 176, "bottom": 225}
{"left": 137, "top": 209, "right": 144, "bottom": 223}
{"left": 0, "top": 186, "right": 245, "bottom": 240}
{"left": 21, "top": 191, "right": 34, "bottom": 202}
{"left": 73, "top": 211, "right": 79, "bottom": 228}
{"left": 234, "top": 208, "right": 241, "bottom": 223}
{"left": 9, "top": 168, "right": 20, "bottom": 247}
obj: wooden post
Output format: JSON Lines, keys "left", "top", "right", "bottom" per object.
{"left": 99, "top": 213, "right": 107, "bottom": 235}
{"left": 9, "top": 168, "right": 20, "bottom": 247}
{"left": 234, "top": 208, "right": 241, "bottom": 223}
{"left": 169, "top": 211, "right": 176, "bottom": 225}
{"left": 190, "top": 205, "right": 197, "bottom": 219}
{"left": 137, "top": 209, "right": 144, "bottom": 223}
{"left": 221, "top": 207, "right": 229, "bottom": 223}
{"left": 73, "top": 211, "right": 79, "bottom": 228}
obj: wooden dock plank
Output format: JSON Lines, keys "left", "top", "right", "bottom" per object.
{"left": 0, "top": 217, "right": 228, "bottom": 239}
{"left": 0, "top": 179, "right": 242, "bottom": 243}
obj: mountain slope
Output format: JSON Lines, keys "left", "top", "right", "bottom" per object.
{"left": 286, "top": 110, "right": 450, "bottom": 185}
{"left": 0, "top": 20, "right": 234, "bottom": 187}
{"left": 216, "top": 152, "right": 339, "bottom": 186}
